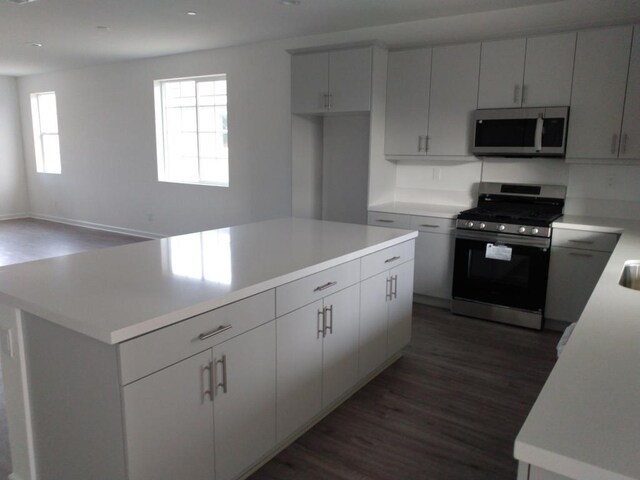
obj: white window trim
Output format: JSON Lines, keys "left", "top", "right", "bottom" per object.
{"left": 154, "top": 74, "right": 229, "bottom": 187}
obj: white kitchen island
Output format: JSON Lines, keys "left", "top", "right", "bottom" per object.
{"left": 0, "top": 218, "right": 417, "bottom": 480}
{"left": 515, "top": 216, "right": 640, "bottom": 480}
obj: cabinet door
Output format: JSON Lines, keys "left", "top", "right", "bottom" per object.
{"left": 329, "top": 47, "right": 372, "bottom": 113}
{"left": 212, "top": 322, "right": 276, "bottom": 480}
{"left": 359, "top": 271, "right": 389, "bottom": 378}
{"left": 428, "top": 42, "right": 480, "bottom": 156}
{"left": 322, "top": 284, "right": 360, "bottom": 407}
{"left": 276, "top": 301, "right": 323, "bottom": 442}
{"left": 545, "top": 247, "right": 611, "bottom": 323}
{"left": 384, "top": 48, "right": 431, "bottom": 156}
{"left": 291, "top": 52, "right": 329, "bottom": 114}
{"left": 523, "top": 32, "right": 576, "bottom": 107}
{"left": 387, "top": 260, "right": 414, "bottom": 356}
{"left": 620, "top": 25, "right": 640, "bottom": 159}
{"left": 478, "top": 38, "right": 526, "bottom": 108}
{"left": 123, "top": 350, "right": 215, "bottom": 480}
{"left": 567, "top": 26, "right": 633, "bottom": 159}
{"left": 414, "top": 231, "right": 455, "bottom": 299}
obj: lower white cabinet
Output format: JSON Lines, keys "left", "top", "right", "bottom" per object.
{"left": 414, "top": 231, "right": 455, "bottom": 299}
{"left": 360, "top": 259, "right": 414, "bottom": 378}
{"left": 123, "top": 321, "right": 276, "bottom": 480}
{"left": 276, "top": 283, "right": 360, "bottom": 442}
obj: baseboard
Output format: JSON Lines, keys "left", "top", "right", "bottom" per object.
{"left": 0, "top": 213, "right": 30, "bottom": 221}
{"left": 9, "top": 471, "right": 26, "bottom": 480}
{"left": 544, "top": 318, "right": 572, "bottom": 332}
{"left": 28, "top": 214, "right": 164, "bottom": 240}
{"left": 413, "top": 293, "right": 451, "bottom": 309}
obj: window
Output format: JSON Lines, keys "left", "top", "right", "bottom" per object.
{"left": 30, "top": 92, "right": 61, "bottom": 174}
{"left": 154, "top": 75, "right": 229, "bottom": 187}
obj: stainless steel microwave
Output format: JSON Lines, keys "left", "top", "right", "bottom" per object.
{"left": 471, "top": 106, "right": 569, "bottom": 158}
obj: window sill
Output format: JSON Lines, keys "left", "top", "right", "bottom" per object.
{"left": 158, "top": 179, "right": 229, "bottom": 188}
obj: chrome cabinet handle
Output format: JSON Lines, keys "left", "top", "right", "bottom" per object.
{"left": 568, "top": 239, "right": 594, "bottom": 245}
{"left": 376, "top": 219, "right": 394, "bottom": 223}
{"left": 385, "top": 277, "right": 393, "bottom": 301}
{"left": 621, "top": 133, "right": 628, "bottom": 155}
{"left": 611, "top": 134, "right": 619, "bottom": 155}
{"left": 569, "top": 252, "right": 593, "bottom": 258}
{"left": 420, "top": 224, "right": 440, "bottom": 228}
{"left": 198, "top": 324, "right": 232, "bottom": 341}
{"left": 324, "top": 305, "right": 334, "bottom": 335}
{"left": 418, "top": 136, "right": 424, "bottom": 152}
{"left": 329, "top": 93, "right": 333, "bottom": 109}
{"left": 314, "top": 281, "right": 337, "bottom": 292}
{"left": 534, "top": 113, "right": 544, "bottom": 152}
{"left": 391, "top": 275, "right": 398, "bottom": 299}
{"left": 384, "top": 255, "right": 401, "bottom": 264}
{"left": 514, "top": 84, "right": 521, "bottom": 105}
{"left": 202, "top": 362, "right": 213, "bottom": 403}
{"left": 522, "top": 85, "right": 528, "bottom": 105}
{"left": 317, "top": 308, "right": 325, "bottom": 338}
{"left": 215, "top": 355, "right": 228, "bottom": 394}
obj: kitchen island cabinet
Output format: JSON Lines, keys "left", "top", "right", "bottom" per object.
{"left": 0, "top": 218, "right": 417, "bottom": 480}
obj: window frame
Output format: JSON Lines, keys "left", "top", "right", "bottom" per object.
{"left": 30, "top": 91, "right": 61, "bottom": 175}
{"left": 153, "top": 74, "right": 229, "bottom": 188}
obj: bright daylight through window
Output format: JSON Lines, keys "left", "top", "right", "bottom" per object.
{"left": 30, "top": 92, "right": 61, "bottom": 174}
{"left": 154, "top": 75, "right": 229, "bottom": 187}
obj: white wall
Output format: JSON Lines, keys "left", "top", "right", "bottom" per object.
{"left": 18, "top": 42, "right": 293, "bottom": 237}
{"left": 0, "top": 76, "right": 29, "bottom": 218}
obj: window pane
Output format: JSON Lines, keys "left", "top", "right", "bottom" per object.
{"left": 198, "top": 107, "right": 216, "bottom": 132}
{"left": 213, "top": 80, "right": 226, "bottom": 96}
{"left": 197, "top": 81, "right": 214, "bottom": 96}
{"left": 200, "top": 157, "right": 229, "bottom": 185}
{"left": 38, "top": 93, "right": 59, "bottom": 133}
{"left": 168, "top": 155, "right": 199, "bottom": 183}
{"left": 198, "top": 133, "right": 216, "bottom": 158}
{"left": 42, "top": 134, "right": 61, "bottom": 173}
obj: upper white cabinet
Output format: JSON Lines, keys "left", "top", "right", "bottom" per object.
{"left": 620, "top": 25, "right": 640, "bottom": 159}
{"left": 566, "top": 26, "right": 633, "bottom": 159}
{"left": 478, "top": 33, "right": 576, "bottom": 108}
{"left": 384, "top": 43, "right": 480, "bottom": 157}
{"left": 291, "top": 47, "right": 372, "bottom": 114}
{"left": 384, "top": 48, "right": 431, "bottom": 156}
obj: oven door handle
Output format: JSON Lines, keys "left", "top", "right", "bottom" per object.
{"left": 455, "top": 229, "right": 550, "bottom": 248}
{"left": 534, "top": 114, "right": 544, "bottom": 152}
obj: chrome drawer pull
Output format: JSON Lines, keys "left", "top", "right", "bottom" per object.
{"left": 314, "top": 281, "right": 337, "bottom": 292}
{"left": 384, "top": 255, "right": 401, "bottom": 263}
{"left": 568, "top": 240, "right": 595, "bottom": 245}
{"left": 569, "top": 252, "right": 593, "bottom": 258}
{"left": 198, "top": 324, "right": 232, "bottom": 341}
{"left": 376, "top": 219, "right": 394, "bottom": 223}
{"left": 420, "top": 224, "right": 440, "bottom": 228}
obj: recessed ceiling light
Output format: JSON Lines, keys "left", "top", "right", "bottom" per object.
{"left": 186, "top": 11, "right": 197, "bottom": 16}
{"left": 279, "top": 0, "right": 301, "bottom": 5}
{"left": 26, "top": 42, "right": 43, "bottom": 47}
{"left": 5, "top": 0, "right": 38, "bottom": 5}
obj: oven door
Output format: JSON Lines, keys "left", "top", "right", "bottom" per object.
{"left": 452, "top": 230, "right": 551, "bottom": 312}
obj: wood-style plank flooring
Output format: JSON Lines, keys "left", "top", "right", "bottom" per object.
{"left": 0, "top": 218, "right": 149, "bottom": 479}
{"left": 251, "top": 304, "right": 560, "bottom": 480}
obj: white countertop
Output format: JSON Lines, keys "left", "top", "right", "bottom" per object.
{"left": 0, "top": 218, "right": 417, "bottom": 345}
{"left": 368, "top": 201, "right": 464, "bottom": 218}
{"left": 515, "top": 215, "right": 640, "bottom": 480}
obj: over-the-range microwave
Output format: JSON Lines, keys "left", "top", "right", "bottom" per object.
{"left": 471, "top": 106, "right": 569, "bottom": 158}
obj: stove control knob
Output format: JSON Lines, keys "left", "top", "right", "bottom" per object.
{"left": 532, "top": 228, "right": 540, "bottom": 235}
{"left": 467, "top": 221, "right": 474, "bottom": 228}
{"left": 497, "top": 224, "right": 506, "bottom": 231}
{"left": 518, "top": 226, "right": 526, "bottom": 234}
{"left": 479, "top": 223, "right": 486, "bottom": 229}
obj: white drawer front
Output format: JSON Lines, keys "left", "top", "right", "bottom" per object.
{"left": 367, "top": 211, "right": 412, "bottom": 229}
{"left": 361, "top": 240, "right": 416, "bottom": 280}
{"left": 410, "top": 215, "right": 455, "bottom": 233}
{"left": 119, "top": 290, "right": 275, "bottom": 385}
{"left": 551, "top": 229, "right": 619, "bottom": 252}
{"left": 276, "top": 259, "right": 360, "bottom": 317}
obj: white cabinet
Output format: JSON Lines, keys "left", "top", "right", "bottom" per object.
{"left": 620, "top": 25, "right": 640, "bottom": 159}
{"left": 291, "top": 47, "right": 372, "bottom": 114}
{"left": 123, "top": 350, "right": 216, "bottom": 480}
{"left": 566, "top": 26, "right": 633, "bottom": 159}
{"left": 545, "top": 230, "right": 617, "bottom": 323}
{"left": 384, "top": 48, "right": 431, "bottom": 156}
{"left": 360, "top": 257, "right": 414, "bottom": 378}
{"left": 384, "top": 43, "right": 480, "bottom": 157}
{"left": 478, "top": 33, "right": 576, "bottom": 108}
{"left": 412, "top": 217, "right": 456, "bottom": 300}
{"left": 123, "top": 322, "right": 277, "bottom": 480}
{"left": 276, "top": 283, "right": 360, "bottom": 442}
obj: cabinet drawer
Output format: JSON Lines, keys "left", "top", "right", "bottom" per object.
{"left": 119, "top": 290, "right": 275, "bottom": 385}
{"left": 276, "top": 259, "right": 360, "bottom": 317}
{"left": 551, "top": 229, "right": 618, "bottom": 252}
{"left": 361, "top": 240, "right": 415, "bottom": 280}
{"left": 410, "top": 215, "right": 455, "bottom": 233}
{"left": 367, "top": 211, "right": 412, "bottom": 229}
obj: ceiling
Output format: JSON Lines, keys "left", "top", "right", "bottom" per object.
{"left": 0, "top": 0, "right": 637, "bottom": 77}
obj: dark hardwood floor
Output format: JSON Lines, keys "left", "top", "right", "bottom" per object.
{"left": 251, "top": 304, "right": 560, "bottom": 480}
{"left": 0, "top": 218, "right": 149, "bottom": 479}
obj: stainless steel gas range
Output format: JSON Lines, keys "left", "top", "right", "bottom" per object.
{"left": 451, "top": 182, "right": 566, "bottom": 330}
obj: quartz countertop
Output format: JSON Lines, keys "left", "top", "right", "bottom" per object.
{"left": 0, "top": 218, "right": 417, "bottom": 344}
{"left": 368, "top": 201, "right": 465, "bottom": 218}
{"left": 515, "top": 216, "right": 640, "bottom": 480}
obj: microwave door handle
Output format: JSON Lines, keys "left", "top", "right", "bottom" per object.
{"left": 534, "top": 114, "right": 544, "bottom": 152}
